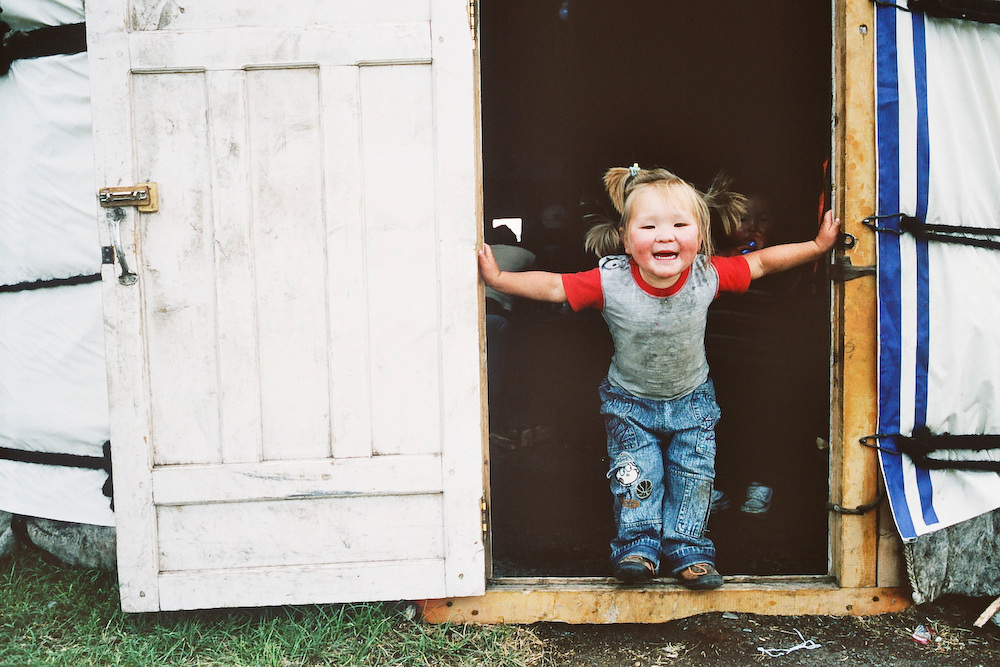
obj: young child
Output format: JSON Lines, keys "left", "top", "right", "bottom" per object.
{"left": 478, "top": 165, "right": 840, "bottom": 589}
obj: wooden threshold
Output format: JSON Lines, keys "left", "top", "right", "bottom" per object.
{"left": 419, "top": 576, "right": 910, "bottom": 624}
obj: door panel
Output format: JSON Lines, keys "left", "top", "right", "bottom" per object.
{"left": 86, "top": 0, "right": 483, "bottom": 611}
{"left": 156, "top": 495, "right": 445, "bottom": 571}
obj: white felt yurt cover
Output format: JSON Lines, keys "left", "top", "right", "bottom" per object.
{"left": 875, "top": 4, "right": 1000, "bottom": 541}
{"left": 0, "top": 0, "right": 113, "bottom": 526}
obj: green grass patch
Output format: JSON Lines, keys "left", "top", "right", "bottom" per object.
{"left": 0, "top": 545, "right": 545, "bottom": 666}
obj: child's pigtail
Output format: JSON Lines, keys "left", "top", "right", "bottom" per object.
{"left": 586, "top": 164, "right": 641, "bottom": 257}
{"left": 603, "top": 166, "right": 635, "bottom": 214}
{"left": 583, "top": 215, "right": 624, "bottom": 257}
{"left": 703, "top": 174, "right": 748, "bottom": 237}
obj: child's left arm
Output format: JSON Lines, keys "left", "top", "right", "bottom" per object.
{"left": 744, "top": 210, "right": 841, "bottom": 280}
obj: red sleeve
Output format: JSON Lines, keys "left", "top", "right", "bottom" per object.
{"left": 711, "top": 255, "right": 752, "bottom": 294}
{"left": 561, "top": 268, "right": 603, "bottom": 311}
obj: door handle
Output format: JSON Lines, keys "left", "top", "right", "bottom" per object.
{"left": 97, "top": 183, "right": 155, "bottom": 286}
{"left": 106, "top": 207, "right": 138, "bottom": 286}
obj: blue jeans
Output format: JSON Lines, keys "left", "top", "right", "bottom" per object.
{"left": 600, "top": 377, "right": 720, "bottom": 576}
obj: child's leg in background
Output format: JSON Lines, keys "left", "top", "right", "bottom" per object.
{"left": 659, "top": 379, "right": 719, "bottom": 574}
{"left": 600, "top": 380, "right": 665, "bottom": 572}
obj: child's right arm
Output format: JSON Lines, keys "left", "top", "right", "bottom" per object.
{"left": 744, "top": 211, "right": 841, "bottom": 280}
{"left": 478, "top": 244, "right": 567, "bottom": 303}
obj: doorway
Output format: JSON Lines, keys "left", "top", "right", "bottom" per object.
{"left": 480, "top": 0, "right": 833, "bottom": 577}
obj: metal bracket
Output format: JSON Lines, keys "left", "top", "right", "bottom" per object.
{"left": 101, "top": 245, "right": 115, "bottom": 265}
{"left": 830, "top": 255, "right": 876, "bottom": 282}
{"left": 828, "top": 489, "right": 883, "bottom": 515}
{"left": 98, "top": 183, "right": 158, "bottom": 213}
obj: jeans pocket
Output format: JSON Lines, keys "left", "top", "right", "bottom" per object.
{"left": 690, "top": 383, "right": 721, "bottom": 427}
{"left": 675, "top": 474, "right": 712, "bottom": 539}
{"left": 690, "top": 384, "right": 721, "bottom": 457}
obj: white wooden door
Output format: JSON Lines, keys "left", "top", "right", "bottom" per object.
{"left": 85, "top": 1, "right": 484, "bottom": 612}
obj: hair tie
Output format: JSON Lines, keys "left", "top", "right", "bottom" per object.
{"left": 622, "top": 163, "right": 640, "bottom": 193}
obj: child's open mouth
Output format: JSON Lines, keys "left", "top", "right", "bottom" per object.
{"left": 653, "top": 251, "right": 678, "bottom": 260}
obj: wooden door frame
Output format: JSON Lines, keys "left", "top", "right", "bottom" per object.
{"left": 425, "top": 0, "right": 910, "bottom": 624}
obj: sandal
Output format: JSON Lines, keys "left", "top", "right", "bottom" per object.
{"left": 614, "top": 555, "right": 656, "bottom": 583}
{"left": 676, "top": 562, "right": 724, "bottom": 590}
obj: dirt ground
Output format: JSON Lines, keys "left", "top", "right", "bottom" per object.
{"left": 519, "top": 594, "right": 1000, "bottom": 666}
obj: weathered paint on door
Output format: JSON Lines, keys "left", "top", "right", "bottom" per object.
{"left": 86, "top": 0, "right": 484, "bottom": 612}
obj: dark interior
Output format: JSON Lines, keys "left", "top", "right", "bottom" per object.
{"left": 481, "top": 0, "right": 833, "bottom": 577}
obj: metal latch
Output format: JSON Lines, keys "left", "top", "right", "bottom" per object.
{"left": 830, "top": 255, "right": 876, "bottom": 282}
{"left": 98, "top": 183, "right": 158, "bottom": 213}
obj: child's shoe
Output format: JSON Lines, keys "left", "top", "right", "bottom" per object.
{"left": 739, "top": 482, "right": 773, "bottom": 515}
{"left": 676, "top": 563, "right": 724, "bottom": 590}
{"left": 613, "top": 555, "right": 655, "bottom": 583}
{"left": 710, "top": 489, "right": 730, "bottom": 514}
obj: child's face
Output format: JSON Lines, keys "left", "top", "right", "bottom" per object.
{"left": 622, "top": 186, "right": 702, "bottom": 289}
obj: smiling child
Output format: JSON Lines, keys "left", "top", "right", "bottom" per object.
{"left": 478, "top": 165, "right": 839, "bottom": 588}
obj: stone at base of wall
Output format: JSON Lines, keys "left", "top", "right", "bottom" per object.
{"left": 905, "top": 505, "right": 1000, "bottom": 619}
{"left": 0, "top": 512, "right": 14, "bottom": 559}
{"left": 0, "top": 512, "right": 116, "bottom": 570}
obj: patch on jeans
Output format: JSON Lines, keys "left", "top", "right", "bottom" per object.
{"left": 614, "top": 461, "right": 641, "bottom": 487}
{"left": 611, "top": 456, "right": 645, "bottom": 508}
{"left": 620, "top": 496, "right": 641, "bottom": 509}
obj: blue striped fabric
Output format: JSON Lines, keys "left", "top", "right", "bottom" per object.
{"left": 875, "top": 4, "right": 1000, "bottom": 540}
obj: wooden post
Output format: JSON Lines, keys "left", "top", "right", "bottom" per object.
{"left": 829, "top": 0, "right": 886, "bottom": 589}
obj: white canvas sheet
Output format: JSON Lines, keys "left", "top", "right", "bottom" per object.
{"left": 0, "top": 0, "right": 84, "bottom": 31}
{"left": 0, "top": 1, "right": 113, "bottom": 526}
{"left": 876, "top": 5, "right": 1000, "bottom": 540}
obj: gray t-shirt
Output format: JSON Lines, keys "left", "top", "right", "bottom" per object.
{"left": 562, "top": 254, "right": 750, "bottom": 400}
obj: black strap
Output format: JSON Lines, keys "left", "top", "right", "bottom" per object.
{"left": 862, "top": 429, "right": 1000, "bottom": 472}
{"left": 909, "top": 0, "right": 1000, "bottom": 24}
{"left": 903, "top": 426, "right": 1000, "bottom": 453}
{"left": 0, "top": 273, "right": 101, "bottom": 293}
{"left": 873, "top": 1, "right": 912, "bottom": 10}
{"left": 0, "top": 441, "right": 113, "bottom": 507}
{"left": 1, "top": 20, "right": 87, "bottom": 76}
{"left": 900, "top": 427, "right": 1000, "bottom": 471}
{"left": 0, "top": 443, "right": 110, "bottom": 472}
{"left": 875, "top": 0, "right": 1000, "bottom": 24}
{"left": 865, "top": 213, "right": 1000, "bottom": 251}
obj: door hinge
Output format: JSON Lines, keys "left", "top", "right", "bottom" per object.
{"left": 98, "top": 183, "right": 159, "bottom": 213}
{"left": 480, "top": 496, "right": 489, "bottom": 540}
{"left": 468, "top": 0, "right": 478, "bottom": 44}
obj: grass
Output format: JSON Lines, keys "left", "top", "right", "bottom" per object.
{"left": 0, "top": 545, "right": 545, "bottom": 667}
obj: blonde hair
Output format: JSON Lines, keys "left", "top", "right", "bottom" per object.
{"left": 584, "top": 166, "right": 747, "bottom": 258}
